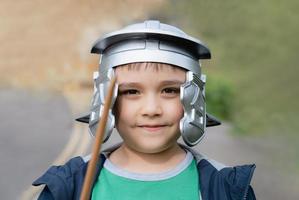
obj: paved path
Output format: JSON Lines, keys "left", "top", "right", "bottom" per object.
{"left": 0, "top": 89, "right": 73, "bottom": 200}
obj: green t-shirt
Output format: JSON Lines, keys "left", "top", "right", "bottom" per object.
{"left": 92, "top": 151, "right": 200, "bottom": 200}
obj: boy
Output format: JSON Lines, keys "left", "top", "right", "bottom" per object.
{"left": 33, "top": 20, "right": 256, "bottom": 200}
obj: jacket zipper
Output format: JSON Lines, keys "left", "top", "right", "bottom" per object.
{"left": 243, "top": 189, "right": 249, "bottom": 200}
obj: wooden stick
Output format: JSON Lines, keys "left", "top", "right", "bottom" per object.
{"left": 80, "top": 76, "right": 116, "bottom": 200}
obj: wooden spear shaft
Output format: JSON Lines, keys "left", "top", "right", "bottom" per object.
{"left": 80, "top": 76, "right": 116, "bottom": 200}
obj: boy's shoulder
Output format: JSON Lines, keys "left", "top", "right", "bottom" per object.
{"left": 32, "top": 155, "right": 106, "bottom": 200}
{"left": 182, "top": 144, "right": 256, "bottom": 200}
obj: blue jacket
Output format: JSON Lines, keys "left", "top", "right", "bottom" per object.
{"left": 33, "top": 145, "right": 256, "bottom": 200}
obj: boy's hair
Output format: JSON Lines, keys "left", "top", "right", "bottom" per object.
{"left": 116, "top": 62, "right": 185, "bottom": 72}
{"left": 76, "top": 20, "right": 221, "bottom": 146}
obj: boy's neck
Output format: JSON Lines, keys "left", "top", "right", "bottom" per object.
{"left": 108, "top": 143, "right": 186, "bottom": 174}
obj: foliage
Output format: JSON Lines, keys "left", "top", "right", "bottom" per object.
{"left": 205, "top": 76, "right": 234, "bottom": 121}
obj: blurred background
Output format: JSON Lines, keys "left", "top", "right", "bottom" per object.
{"left": 1, "top": 0, "right": 298, "bottom": 199}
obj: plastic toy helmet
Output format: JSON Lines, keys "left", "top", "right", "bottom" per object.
{"left": 76, "top": 20, "right": 221, "bottom": 146}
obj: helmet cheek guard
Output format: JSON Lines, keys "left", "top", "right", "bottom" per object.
{"left": 75, "top": 20, "right": 221, "bottom": 146}
{"left": 88, "top": 69, "right": 118, "bottom": 142}
{"left": 180, "top": 71, "right": 206, "bottom": 146}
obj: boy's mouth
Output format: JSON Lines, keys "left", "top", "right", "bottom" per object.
{"left": 138, "top": 124, "right": 168, "bottom": 132}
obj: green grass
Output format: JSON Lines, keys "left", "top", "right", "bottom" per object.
{"left": 151, "top": 0, "right": 299, "bottom": 135}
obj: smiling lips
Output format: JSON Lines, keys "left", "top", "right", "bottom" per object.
{"left": 138, "top": 124, "right": 168, "bottom": 132}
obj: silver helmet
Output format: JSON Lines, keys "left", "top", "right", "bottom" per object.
{"left": 76, "top": 20, "right": 221, "bottom": 146}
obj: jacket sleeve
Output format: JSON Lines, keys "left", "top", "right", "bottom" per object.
{"left": 37, "top": 186, "right": 55, "bottom": 200}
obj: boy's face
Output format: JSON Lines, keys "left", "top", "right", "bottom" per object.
{"left": 114, "top": 63, "right": 186, "bottom": 154}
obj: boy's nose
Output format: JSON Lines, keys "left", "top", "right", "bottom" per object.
{"left": 140, "top": 94, "right": 162, "bottom": 117}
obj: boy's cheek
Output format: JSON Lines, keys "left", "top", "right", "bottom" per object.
{"left": 165, "top": 102, "right": 184, "bottom": 116}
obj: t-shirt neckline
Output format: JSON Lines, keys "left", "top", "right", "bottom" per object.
{"left": 103, "top": 151, "right": 194, "bottom": 181}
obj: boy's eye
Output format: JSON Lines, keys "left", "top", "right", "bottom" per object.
{"left": 162, "top": 87, "right": 180, "bottom": 94}
{"left": 119, "top": 89, "right": 140, "bottom": 95}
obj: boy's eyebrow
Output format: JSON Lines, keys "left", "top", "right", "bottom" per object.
{"left": 118, "top": 80, "right": 185, "bottom": 88}
{"left": 118, "top": 82, "right": 142, "bottom": 88}
{"left": 160, "top": 80, "right": 185, "bottom": 85}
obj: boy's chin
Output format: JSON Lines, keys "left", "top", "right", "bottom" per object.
{"left": 126, "top": 141, "right": 178, "bottom": 155}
